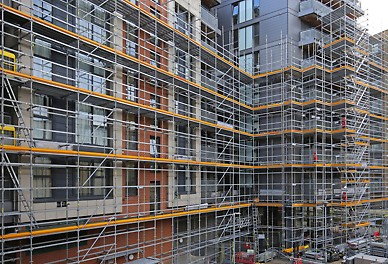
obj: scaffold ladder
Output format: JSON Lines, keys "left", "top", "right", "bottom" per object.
{"left": 2, "top": 76, "right": 35, "bottom": 148}
{"left": 252, "top": 205, "right": 261, "bottom": 259}
{"left": 2, "top": 152, "right": 38, "bottom": 228}
{"left": 342, "top": 25, "right": 371, "bottom": 246}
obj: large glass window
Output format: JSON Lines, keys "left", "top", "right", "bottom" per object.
{"left": 239, "top": 26, "right": 253, "bottom": 51}
{"left": 78, "top": 0, "right": 107, "bottom": 44}
{"left": 33, "top": 0, "right": 52, "bottom": 22}
{"left": 77, "top": 71, "right": 105, "bottom": 94}
{"left": 77, "top": 53, "right": 106, "bottom": 94}
{"left": 33, "top": 38, "right": 52, "bottom": 80}
{"left": 76, "top": 103, "right": 107, "bottom": 146}
{"left": 127, "top": 72, "right": 138, "bottom": 102}
{"left": 233, "top": 0, "right": 254, "bottom": 24}
{"left": 33, "top": 94, "right": 52, "bottom": 140}
{"left": 239, "top": 53, "right": 253, "bottom": 74}
{"left": 79, "top": 162, "right": 108, "bottom": 197}
{"left": 33, "top": 157, "right": 52, "bottom": 199}
{"left": 33, "top": 57, "right": 52, "bottom": 80}
{"left": 34, "top": 38, "right": 51, "bottom": 58}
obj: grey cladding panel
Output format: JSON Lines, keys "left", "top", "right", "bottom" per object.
{"left": 260, "top": 0, "right": 287, "bottom": 16}
{"left": 260, "top": 13, "right": 288, "bottom": 44}
{"left": 288, "top": 13, "right": 303, "bottom": 43}
{"left": 288, "top": 0, "right": 301, "bottom": 12}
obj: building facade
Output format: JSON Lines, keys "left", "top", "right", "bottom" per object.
{"left": 0, "top": 0, "right": 387, "bottom": 263}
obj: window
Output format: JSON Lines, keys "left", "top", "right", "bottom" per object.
{"left": 232, "top": 5, "right": 239, "bottom": 24}
{"left": 33, "top": 0, "right": 52, "bottom": 22}
{"left": 34, "top": 38, "right": 51, "bottom": 58}
{"left": 76, "top": 103, "right": 108, "bottom": 146}
{"left": 175, "top": 5, "right": 193, "bottom": 35}
{"left": 77, "top": 71, "right": 105, "bottom": 94}
{"left": 126, "top": 22, "right": 138, "bottom": 57}
{"left": 79, "top": 162, "right": 108, "bottom": 197}
{"left": 33, "top": 57, "right": 53, "bottom": 80}
{"left": 127, "top": 73, "right": 138, "bottom": 102}
{"left": 176, "top": 166, "right": 196, "bottom": 195}
{"left": 233, "top": 0, "right": 253, "bottom": 24}
{"left": 150, "top": 51, "right": 156, "bottom": 66}
{"left": 150, "top": 50, "right": 161, "bottom": 68}
{"left": 239, "top": 26, "right": 253, "bottom": 51}
{"left": 92, "top": 108, "right": 107, "bottom": 146}
{"left": 33, "top": 94, "right": 52, "bottom": 140}
{"left": 77, "top": 53, "right": 106, "bottom": 94}
{"left": 33, "top": 39, "right": 52, "bottom": 80}
{"left": 175, "top": 92, "right": 189, "bottom": 115}
{"left": 253, "top": 0, "right": 260, "bottom": 17}
{"left": 150, "top": 94, "right": 160, "bottom": 108}
{"left": 126, "top": 163, "right": 138, "bottom": 196}
{"left": 126, "top": 122, "right": 138, "bottom": 150}
{"left": 371, "top": 43, "right": 380, "bottom": 54}
{"left": 239, "top": 53, "right": 253, "bottom": 74}
{"left": 176, "top": 125, "right": 188, "bottom": 156}
{"left": 78, "top": 1, "right": 107, "bottom": 44}
{"left": 175, "top": 49, "right": 187, "bottom": 77}
{"left": 150, "top": 6, "right": 161, "bottom": 19}
{"left": 150, "top": 136, "right": 160, "bottom": 157}
{"left": 253, "top": 23, "right": 260, "bottom": 47}
{"left": 33, "top": 157, "right": 52, "bottom": 199}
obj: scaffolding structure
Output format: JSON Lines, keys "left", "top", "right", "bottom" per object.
{"left": 0, "top": 0, "right": 387, "bottom": 263}
{"left": 253, "top": 0, "right": 388, "bottom": 259}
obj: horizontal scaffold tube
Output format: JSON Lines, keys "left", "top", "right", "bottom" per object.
{"left": 2, "top": 145, "right": 386, "bottom": 169}
{"left": 0, "top": 203, "right": 252, "bottom": 240}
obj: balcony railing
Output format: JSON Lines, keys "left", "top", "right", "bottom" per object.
{"left": 299, "top": 0, "right": 331, "bottom": 18}
{"left": 299, "top": 28, "right": 327, "bottom": 47}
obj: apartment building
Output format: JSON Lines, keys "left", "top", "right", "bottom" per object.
{"left": 0, "top": 0, "right": 387, "bottom": 263}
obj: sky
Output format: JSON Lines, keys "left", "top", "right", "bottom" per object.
{"left": 359, "top": 0, "right": 388, "bottom": 34}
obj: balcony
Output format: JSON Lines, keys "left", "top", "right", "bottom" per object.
{"left": 341, "top": 0, "right": 364, "bottom": 18}
{"left": 201, "top": 0, "right": 221, "bottom": 9}
{"left": 299, "top": 28, "right": 327, "bottom": 47}
{"left": 201, "top": 6, "right": 221, "bottom": 34}
{"left": 299, "top": 0, "right": 331, "bottom": 25}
